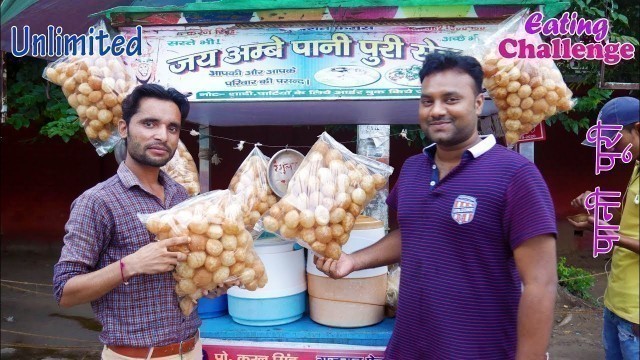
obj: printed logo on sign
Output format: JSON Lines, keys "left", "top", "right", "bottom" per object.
{"left": 451, "top": 195, "right": 477, "bottom": 225}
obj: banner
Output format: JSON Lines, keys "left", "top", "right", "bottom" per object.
{"left": 121, "top": 23, "right": 497, "bottom": 102}
{"left": 202, "top": 339, "right": 386, "bottom": 360}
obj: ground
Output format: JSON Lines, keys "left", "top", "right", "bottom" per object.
{"left": 0, "top": 221, "right": 611, "bottom": 359}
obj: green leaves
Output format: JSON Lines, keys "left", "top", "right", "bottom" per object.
{"left": 557, "top": 257, "right": 595, "bottom": 301}
{"left": 549, "top": 0, "right": 638, "bottom": 137}
{"left": 39, "top": 116, "right": 82, "bottom": 142}
{"left": 6, "top": 113, "right": 30, "bottom": 130}
{"left": 617, "top": 13, "right": 629, "bottom": 26}
{"left": 547, "top": 86, "right": 612, "bottom": 135}
{"left": 5, "top": 55, "right": 82, "bottom": 142}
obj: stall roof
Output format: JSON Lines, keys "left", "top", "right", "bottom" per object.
{"left": 103, "top": 0, "right": 569, "bottom": 14}
{"left": 101, "top": 0, "right": 570, "bottom": 23}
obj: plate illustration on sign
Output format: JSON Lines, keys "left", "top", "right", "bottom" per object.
{"left": 314, "top": 66, "right": 381, "bottom": 87}
{"left": 385, "top": 65, "right": 422, "bottom": 87}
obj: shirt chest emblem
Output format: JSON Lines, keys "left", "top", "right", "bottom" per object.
{"left": 451, "top": 195, "right": 477, "bottom": 225}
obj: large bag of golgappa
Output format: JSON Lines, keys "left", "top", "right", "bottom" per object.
{"left": 138, "top": 190, "right": 267, "bottom": 316}
{"left": 42, "top": 20, "right": 136, "bottom": 155}
{"left": 257, "top": 132, "right": 393, "bottom": 260}
{"left": 161, "top": 140, "right": 200, "bottom": 197}
{"left": 228, "top": 146, "right": 277, "bottom": 230}
{"left": 470, "top": 9, "right": 575, "bottom": 145}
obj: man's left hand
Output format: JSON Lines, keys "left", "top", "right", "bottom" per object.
{"left": 567, "top": 215, "right": 594, "bottom": 231}
{"left": 203, "top": 280, "right": 240, "bottom": 298}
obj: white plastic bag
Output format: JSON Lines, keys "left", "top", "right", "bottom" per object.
{"left": 258, "top": 132, "right": 393, "bottom": 260}
{"left": 471, "top": 9, "right": 575, "bottom": 145}
{"left": 42, "top": 20, "right": 136, "bottom": 155}
{"left": 138, "top": 189, "right": 267, "bottom": 316}
{"left": 228, "top": 146, "right": 277, "bottom": 230}
{"left": 161, "top": 140, "right": 200, "bottom": 197}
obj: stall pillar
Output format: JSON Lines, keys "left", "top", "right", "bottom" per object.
{"left": 1, "top": 51, "right": 5, "bottom": 124}
{"left": 518, "top": 142, "right": 535, "bottom": 163}
{"left": 357, "top": 125, "right": 390, "bottom": 231}
{"left": 198, "top": 125, "right": 210, "bottom": 192}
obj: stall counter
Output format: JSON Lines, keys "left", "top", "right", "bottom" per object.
{"left": 200, "top": 314, "right": 393, "bottom": 359}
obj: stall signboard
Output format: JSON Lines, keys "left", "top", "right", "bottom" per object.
{"left": 202, "top": 340, "right": 385, "bottom": 360}
{"left": 120, "top": 23, "right": 498, "bottom": 102}
{"left": 518, "top": 122, "right": 546, "bottom": 143}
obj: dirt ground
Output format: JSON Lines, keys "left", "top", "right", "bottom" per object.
{"left": 1, "top": 220, "right": 609, "bottom": 359}
{"left": 547, "top": 221, "right": 609, "bottom": 360}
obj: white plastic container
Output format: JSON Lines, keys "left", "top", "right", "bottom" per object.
{"left": 228, "top": 235, "right": 307, "bottom": 326}
{"left": 307, "top": 216, "right": 388, "bottom": 327}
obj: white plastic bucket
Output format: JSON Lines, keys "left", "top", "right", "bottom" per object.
{"left": 306, "top": 216, "right": 388, "bottom": 279}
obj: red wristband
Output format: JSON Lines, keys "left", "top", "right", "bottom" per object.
{"left": 119, "top": 259, "right": 129, "bottom": 285}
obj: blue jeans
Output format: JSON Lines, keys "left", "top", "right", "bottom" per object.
{"left": 603, "top": 307, "right": 639, "bottom": 360}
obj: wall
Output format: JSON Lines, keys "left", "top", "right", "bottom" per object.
{"left": 536, "top": 122, "right": 632, "bottom": 218}
{"left": 0, "top": 123, "right": 196, "bottom": 245}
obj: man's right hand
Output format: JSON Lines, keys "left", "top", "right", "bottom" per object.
{"left": 124, "top": 236, "right": 190, "bottom": 277}
{"left": 314, "top": 253, "right": 356, "bottom": 279}
{"left": 571, "top": 191, "right": 592, "bottom": 210}
{"left": 567, "top": 215, "right": 595, "bottom": 231}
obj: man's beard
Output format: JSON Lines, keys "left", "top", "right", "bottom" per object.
{"left": 127, "top": 138, "right": 174, "bottom": 167}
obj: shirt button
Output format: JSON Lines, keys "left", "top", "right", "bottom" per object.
{"left": 432, "top": 165, "right": 437, "bottom": 169}
{"left": 430, "top": 181, "right": 436, "bottom": 186}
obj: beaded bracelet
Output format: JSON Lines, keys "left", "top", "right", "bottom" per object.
{"left": 119, "top": 259, "right": 129, "bottom": 285}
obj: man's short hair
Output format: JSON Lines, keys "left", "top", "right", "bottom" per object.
{"left": 121, "top": 84, "right": 190, "bottom": 125}
{"left": 419, "top": 52, "right": 484, "bottom": 95}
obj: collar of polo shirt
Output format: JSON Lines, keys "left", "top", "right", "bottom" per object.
{"left": 422, "top": 135, "right": 497, "bottom": 159}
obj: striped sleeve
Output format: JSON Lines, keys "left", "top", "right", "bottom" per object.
{"left": 503, "top": 162, "right": 557, "bottom": 250}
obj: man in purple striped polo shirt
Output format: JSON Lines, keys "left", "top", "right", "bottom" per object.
{"left": 316, "top": 53, "right": 558, "bottom": 359}
{"left": 53, "top": 84, "right": 207, "bottom": 359}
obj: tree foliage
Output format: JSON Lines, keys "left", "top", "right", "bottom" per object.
{"left": 548, "top": 0, "right": 639, "bottom": 135}
{"left": 5, "top": 55, "right": 82, "bottom": 142}
{"left": 557, "top": 257, "right": 595, "bottom": 301}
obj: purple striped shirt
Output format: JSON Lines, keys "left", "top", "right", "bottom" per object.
{"left": 53, "top": 162, "right": 199, "bottom": 347}
{"left": 385, "top": 136, "right": 556, "bottom": 359}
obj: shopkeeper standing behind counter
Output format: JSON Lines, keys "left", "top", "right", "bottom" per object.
{"left": 316, "top": 52, "right": 558, "bottom": 360}
{"left": 53, "top": 84, "right": 222, "bottom": 360}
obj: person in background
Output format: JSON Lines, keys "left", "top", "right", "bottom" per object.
{"left": 569, "top": 96, "right": 639, "bottom": 360}
{"left": 316, "top": 52, "right": 558, "bottom": 360}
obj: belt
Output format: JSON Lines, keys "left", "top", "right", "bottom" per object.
{"left": 107, "top": 332, "right": 199, "bottom": 358}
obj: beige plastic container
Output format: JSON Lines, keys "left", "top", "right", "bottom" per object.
{"left": 307, "top": 216, "right": 388, "bottom": 327}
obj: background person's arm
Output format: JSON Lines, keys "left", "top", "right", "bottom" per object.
{"left": 570, "top": 191, "right": 622, "bottom": 225}
{"left": 566, "top": 215, "right": 639, "bottom": 254}
{"left": 513, "top": 234, "right": 558, "bottom": 360}
{"left": 616, "top": 234, "right": 639, "bottom": 253}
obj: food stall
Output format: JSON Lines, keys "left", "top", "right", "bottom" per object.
{"left": 102, "top": 1, "right": 569, "bottom": 358}
{"left": 95, "top": 0, "right": 572, "bottom": 358}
